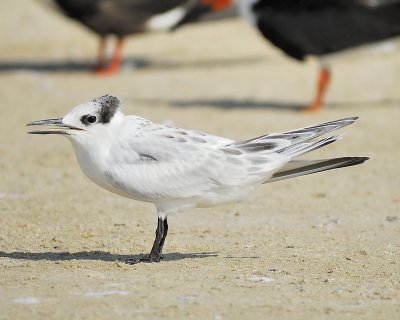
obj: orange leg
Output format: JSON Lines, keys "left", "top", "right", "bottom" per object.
{"left": 303, "top": 66, "right": 331, "bottom": 112}
{"left": 93, "top": 36, "right": 107, "bottom": 72}
{"left": 96, "top": 37, "right": 124, "bottom": 75}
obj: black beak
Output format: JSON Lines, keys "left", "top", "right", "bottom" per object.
{"left": 27, "top": 118, "right": 83, "bottom": 135}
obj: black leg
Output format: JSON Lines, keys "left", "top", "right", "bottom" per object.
{"left": 125, "top": 217, "right": 168, "bottom": 265}
{"left": 158, "top": 219, "right": 168, "bottom": 255}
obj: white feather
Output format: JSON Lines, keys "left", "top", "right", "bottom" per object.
{"left": 145, "top": 7, "right": 187, "bottom": 31}
{"left": 29, "top": 96, "right": 363, "bottom": 217}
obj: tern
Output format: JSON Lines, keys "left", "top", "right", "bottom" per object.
{"left": 27, "top": 95, "right": 368, "bottom": 264}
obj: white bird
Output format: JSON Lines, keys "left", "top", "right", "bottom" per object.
{"left": 27, "top": 95, "right": 368, "bottom": 264}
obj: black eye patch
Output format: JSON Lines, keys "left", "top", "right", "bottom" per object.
{"left": 93, "top": 95, "right": 119, "bottom": 124}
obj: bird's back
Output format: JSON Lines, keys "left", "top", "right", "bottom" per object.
{"left": 54, "top": 0, "right": 190, "bottom": 35}
{"left": 251, "top": 0, "right": 400, "bottom": 60}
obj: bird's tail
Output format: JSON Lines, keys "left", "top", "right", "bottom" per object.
{"left": 265, "top": 157, "right": 369, "bottom": 183}
{"left": 171, "top": 0, "right": 233, "bottom": 31}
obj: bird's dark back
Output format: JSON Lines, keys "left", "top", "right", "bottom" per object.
{"left": 54, "top": 0, "right": 189, "bottom": 35}
{"left": 252, "top": 0, "right": 400, "bottom": 60}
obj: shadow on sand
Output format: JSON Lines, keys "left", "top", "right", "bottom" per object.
{"left": 0, "top": 56, "right": 265, "bottom": 73}
{"left": 170, "top": 99, "right": 305, "bottom": 110}
{"left": 132, "top": 97, "right": 305, "bottom": 111}
{"left": 0, "top": 250, "right": 218, "bottom": 263}
{"left": 133, "top": 97, "right": 400, "bottom": 111}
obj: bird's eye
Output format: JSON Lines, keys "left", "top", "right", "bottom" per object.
{"left": 87, "top": 115, "right": 97, "bottom": 124}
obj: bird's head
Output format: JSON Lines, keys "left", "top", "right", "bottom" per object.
{"left": 27, "top": 95, "right": 124, "bottom": 143}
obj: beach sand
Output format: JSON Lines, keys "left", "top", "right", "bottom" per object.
{"left": 0, "top": 2, "right": 399, "bottom": 319}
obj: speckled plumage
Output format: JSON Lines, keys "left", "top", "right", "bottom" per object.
{"left": 28, "top": 94, "right": 367, "bottom": 214}
{"left": 27, "top": 95, "right": 368, "bottom": 262}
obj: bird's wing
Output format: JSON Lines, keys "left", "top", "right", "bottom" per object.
{"left": 106, "top": 125, "right": 248, "bottom": 199}
{"left": 230, "top": 117, "right": 357, "bottom": 150}
{"left": 104, "top": 117, "right": 361, "bottom": 201}
{"left": 219, "top": 117, "right": 361, "bottom": 180}
{"left": 250, "top": 0, "right": 400, "bottom": 59}
{"left": 355, "top": 0, "right": 400, "bottom": 8}
{"left": 116, "top": 0, "right": 191, "bottom": 15}
{"left": 54, "top": 0, "right": 192, "bottom": 33}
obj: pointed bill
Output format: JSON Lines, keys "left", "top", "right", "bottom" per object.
{"left": 27, "top": 118, "right": 83, "bottom": 135}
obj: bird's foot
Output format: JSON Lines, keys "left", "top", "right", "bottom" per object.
{"left": 94, "top": 66, "right": 119, "bottom": 76}
{"left": 92, "top": 60, "right": 120, "bottom": 75}
{"left": 93, "top": 64, "right": 104, "bottom": 73}
{"left": 300, "top": 103, "right": 322, "bottom": 113}
{"left": 123, "top": 255, "right": 163, "bottom": 265}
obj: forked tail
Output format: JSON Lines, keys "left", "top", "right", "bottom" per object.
{"left": 265, "top": 157, "right": 369, "bottom": 183}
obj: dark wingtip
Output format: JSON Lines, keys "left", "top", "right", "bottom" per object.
{"left": 357, "top": 156, "right": 369, "bottom": 163}
{"left": 348, "top": 116, "right": 359, "bottom": 122}
{"left": 336, "top": 116, "right": 358, "bottom": 123}
{"left": 345, "top": 156, "right": 369, "bottom": 167}
{"left": 333, "top": 116, "right": 359, "bottom": 124}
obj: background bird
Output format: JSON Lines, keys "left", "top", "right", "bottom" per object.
{"left": 27, "top": 95, "right": 368, "bottom": 264}
{"left": 235, "top": 0, "right": 400, "bottom": 111}
{"left": 45, "top": 0, "right": 232, "bottom": 74}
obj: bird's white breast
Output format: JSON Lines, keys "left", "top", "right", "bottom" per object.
{"left": 71, "top": 139, "right": 115, "bottom": 192}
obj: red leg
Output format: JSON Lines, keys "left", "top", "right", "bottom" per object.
{"left": 303, "top": 66, "right": 331, "bottom": 112}
{"left": 97, "top": 37, "right": 124, "bottom": 75}
{"left": 93, "top": 37, "right": 106, "bottom": 72}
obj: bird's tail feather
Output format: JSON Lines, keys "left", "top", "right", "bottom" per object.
{"left": 265, "top": 157, "right": 369, "bottom": 183}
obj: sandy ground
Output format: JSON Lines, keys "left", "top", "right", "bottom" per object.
{"left": 1, "top": 2, "right": 399, "bottom": 319}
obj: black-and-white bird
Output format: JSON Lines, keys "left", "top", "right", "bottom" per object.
{"left": 236, "top": 0, "right": 400, "bottom": 111}
{"left": 46, "top": 0, "right": 231, "bottom": 74}
{"left": 27, "top": 95, "right": 368, "bottom": 263}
